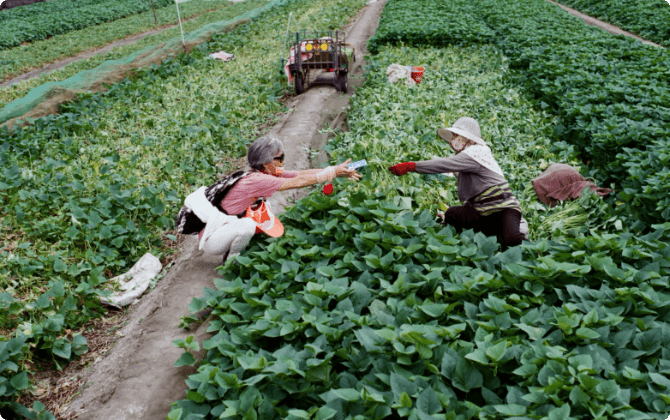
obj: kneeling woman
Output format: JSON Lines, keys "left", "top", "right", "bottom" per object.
{"left": 178, "top": 136, "right": 361, "bottom": 262}
{"left": 389, "top": 117, "right": 526, "bottom": 249}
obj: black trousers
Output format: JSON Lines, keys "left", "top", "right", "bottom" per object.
{"left": 442, "top": 202, "right": 525, "bottom": 249}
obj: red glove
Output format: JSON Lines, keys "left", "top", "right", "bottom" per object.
{"left": 323, "top": 183, "right": 334, "bottom": 195}
{"left": 389, "top": 162, "right": 416, "bottom": 176}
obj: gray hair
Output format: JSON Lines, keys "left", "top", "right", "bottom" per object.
{"left": 247, "top": 136, "right": 284, "bottom": 170}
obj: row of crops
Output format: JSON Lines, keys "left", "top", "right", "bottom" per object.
{"left": 2, "top": 0, "right": 670, "bottom": 417}
{"left": 0, "top": 0, "right": 262, "bottom": 109}
{"left": 168, "top": 0, "right": 670, "bottom": 419}
{"left": 0, "top": 0, "right": 367, "bottom": 417}
{"left": 366, "top": 0, "right": 494, "bottom": 53}
{"left": 0, "top": 0, "right": 242, "bottom": 84}
{"left": 554, "top": 0, "right": 670, "bottom": 47}
{"left": 480, "top": 0, "right": 670, "bottom": 230}
{"left": 370, "top": 0, "right": 670, "bottom": 231}
{"left": 0, "top": 0, "right": 175, "bottom": 50}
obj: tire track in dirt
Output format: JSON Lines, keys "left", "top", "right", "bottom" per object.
{"left": 64, "top": 2, "right": 386, "bottom": 419}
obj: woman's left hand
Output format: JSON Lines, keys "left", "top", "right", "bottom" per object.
{"left": 334, "top": 159, "right": 362, "bottom": 181}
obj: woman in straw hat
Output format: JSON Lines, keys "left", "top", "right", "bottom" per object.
{"left": 179, "top": 136, "right": 361, "bottom": 263}
{"left": 388, "top": 117, "right": 526, "bottom": 249}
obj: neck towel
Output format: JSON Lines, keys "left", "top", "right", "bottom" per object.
{"left": 461, "top": 145, "right": 504, "bottom": 177}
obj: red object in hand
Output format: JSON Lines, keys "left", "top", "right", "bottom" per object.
{"left": 389, "top": 162, "right": 416, "bottom": 176}
{"left": 323, "top": 183, "right": 334, "bottom": 195}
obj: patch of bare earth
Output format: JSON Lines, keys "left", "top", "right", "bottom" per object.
{"left": 15, "top": 313, "right": 127, "bottom": 420}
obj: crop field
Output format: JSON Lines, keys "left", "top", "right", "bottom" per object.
{"left": 0, "top": 0, "right": 366, "bottom": 416}
{"left": 169, "top": 42, "right": 670, "bottom": 420}
{"left": 553, "top": 0, "right": 670, "bottom": 47}
{"left": 170, "top": 1, "right": 670, "bottom": 420}
{"left": 0, "top": 0, "right": 175, "bottom": 50}
{"left": 0, "top": 0, "right": 242, "bottom": 83}
{"left": 2, "top": 0, "right": 670, "bottom": 418}
{"left": 367, "top": 0, "right": 495, "bottom": 54}
{"left": 478, "top": 0, "right": 670, "bottom": 230}
{"left": 370, "top": 0, "right": 670, "bottom": 230}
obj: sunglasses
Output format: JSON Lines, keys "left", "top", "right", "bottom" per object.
{"left": 273, "top": 152, "right": 285, "bottom": 163}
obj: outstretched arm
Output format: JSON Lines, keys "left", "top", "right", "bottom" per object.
{"left": 414, "top": 154, "right": 481, "bottom": 175}
{"left": 277, "top": 159, "right": 360, "bottom": 191}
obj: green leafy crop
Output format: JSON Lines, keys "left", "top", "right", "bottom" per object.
{"left": 478, "top": 0, "right": 670, "bottom": 229}
{"left": 170, "top": 42, "right": 670, "bottom": 419}
{"left": 0, "top": 0, "right": 175, "bottom": 51}
{"left": 554, "top": 0, "right": 670, "bottom": 47}
{"left": 368, "top": 0, "right": 670, "bottom": 230}
{"left": 0, "top": 0, "right": 368, "bottom": 415}
{"left": 171, "top": 187, "right": 670, "bottom": 420}
{"left": 367, "top": 0, "right": 495, "bottom": 54}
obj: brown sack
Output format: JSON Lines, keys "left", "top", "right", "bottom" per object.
{"left": 532, "top": 163, "right": 612, "bottom": 207}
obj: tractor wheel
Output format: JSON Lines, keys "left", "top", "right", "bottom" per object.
{"left": 295, "top": 70, "right": 305, "bottom": 94}
{"left": 336, "top": 72, "right": 348, "bottom": 94}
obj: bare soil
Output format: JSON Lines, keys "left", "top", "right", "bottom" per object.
{"left": 62, "top": 1, "right": 386, "bottom": 419}
{"left": 1, "top": 0, "right": 49, "bottom": 10}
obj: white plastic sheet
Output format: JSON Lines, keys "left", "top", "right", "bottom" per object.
{"left": 100, "top": 253, "right": 162, "bottom": 308}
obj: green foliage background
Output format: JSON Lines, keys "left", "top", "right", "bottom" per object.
{"left": 0, "top": 0, "right": 174, "bottom": 50}
{"left": 369, "top": 0, "right": 670, "bottom": 231}
{"left": 168, "top": 42, "right": 670, "bottom": 420}
{"left": 0, "top": 0, "right": 365, "bottom": 416}
{"left": 554, "top": 0, "right": 670, "bottom": 47}
{"left": 0, "top": 0, "right": 244, "bottom": 83}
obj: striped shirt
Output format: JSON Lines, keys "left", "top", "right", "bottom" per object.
{"left": 471, "top": 183, "right": 521, "bottom": 216}
{"left": 415, "top": 153, "right": 521, "bottom": 216}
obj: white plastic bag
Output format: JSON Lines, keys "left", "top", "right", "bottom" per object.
{"left": 208, "top": 51, "right": 235, "bottom": 61}
{"left": 386, "top": 64, "right": 415, "bottom": 85}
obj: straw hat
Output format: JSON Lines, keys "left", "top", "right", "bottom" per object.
{"left": 437, "top": 117, "right": 487, "bottom": 146}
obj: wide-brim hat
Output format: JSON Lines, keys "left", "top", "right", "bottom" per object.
{"left": 437, "top": 117, "right": 487, "bottom": 146}
{"left": 245, "top": 201, "right": 284, "bottom": 238}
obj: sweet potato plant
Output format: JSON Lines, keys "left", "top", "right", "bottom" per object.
{"left": 0, "top": 0, "right": 365, "bottom": 416}
{"left": 368, "top": 0, "right": 670, "bottom": 230}
{"left": 0, "top": 0, "right": 174, "bottom": 50}
{"left": 554, "top": 0, "right": 670, "bottom": 47}
{"left": 170, "top": 44, "right": 670, "bottom": 419}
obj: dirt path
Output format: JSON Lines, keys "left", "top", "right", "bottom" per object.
{"left": 64, "top": 1, "right": 386, "bottom": 419}
{"left": 546, "top": 0, "right": 664, "bottom": 48}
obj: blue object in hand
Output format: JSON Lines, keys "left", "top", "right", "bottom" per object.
{"left": 348, "top": 159, "right": 368, "bottom": 170}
